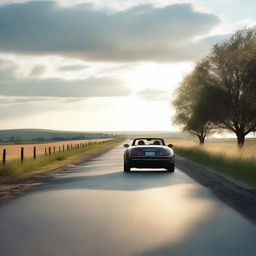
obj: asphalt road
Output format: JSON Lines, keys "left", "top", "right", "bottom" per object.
{"left": 0, "top": 143, "right": 256, "bottom": 256}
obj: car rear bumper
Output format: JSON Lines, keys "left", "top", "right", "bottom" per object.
{"left": 127, "top": 157, "right": 174, "bottom": 168}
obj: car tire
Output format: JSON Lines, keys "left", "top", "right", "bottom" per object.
{"left": 167, "top": 163, "right": 175, "bottom": 172}
{"left": 124, "top": 162, "right": 131, "bottom": 172}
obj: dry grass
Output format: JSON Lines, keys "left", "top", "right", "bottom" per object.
{"left": 0, "top": 139, "right": 112, "bottom": 161}
{"left": 168, "top": 138, "right": 256, "bottom": 160}
{"left": 0, "top": 139, "right": 121, "bottom": 183}
{"left": 167, "top": 138, "right": 256, "bottom": 187}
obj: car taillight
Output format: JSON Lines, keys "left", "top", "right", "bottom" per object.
{"left": 131, "top": 151, "right": 143, "bottom": 156}
{"left": 159, "top": 151, "right": 169, "bottom": 156}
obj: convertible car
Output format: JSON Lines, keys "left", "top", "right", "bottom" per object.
{"left": 123, "top": 138, "right": 175, "bottom": 172}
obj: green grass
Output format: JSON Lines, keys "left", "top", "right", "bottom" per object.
{"left": 175, "top": 146, "right": 256, "bottom": 187}
{"left": 0, "top": 139, "right": 121, "bottom": 182}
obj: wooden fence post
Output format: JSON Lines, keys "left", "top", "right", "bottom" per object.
{"left": 53, "top": 146, "right": 56, "bottom": 154}
{"left": 2, "top": 149, "right": 6, "bottom": 164}
{"left": 59, "top": 146, "right": 61, "bottom": 153}
{"left": 21, "top": 147, "right": 24, "bottom": 163}
{"left": 33, "top": 146, "right": 36, "bottom": 160}
{"left": 49, "top": 147, "right": 51, "bottom": 156}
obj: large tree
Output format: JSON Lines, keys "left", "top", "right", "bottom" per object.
{"left": 207, "top": 29, "right": 256, "bottom": 147}
{"left": 173, "top": 28, "right": 256, "bottom": 147}
{"left": 172, "top": 60, "right": 215, "bottom": 144}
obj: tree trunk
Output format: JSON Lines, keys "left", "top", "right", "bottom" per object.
{"left": 236, "top": 132, "right": 245, "bottom": 148}
{"left": 198, "top": 135, "right": 205, "bottom": 145}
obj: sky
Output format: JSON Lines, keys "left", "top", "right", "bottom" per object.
{"left": 0, "top": 0, "right": 255, "bottom": 131}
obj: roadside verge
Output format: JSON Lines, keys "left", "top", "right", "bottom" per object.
{"left": 0, "top": 139, "right": 123, "bottom": 206}
{"left": 175, "top": 146, "right": 256, "bottom": 188}
{"left": 176, "top": 155, "right": 256, "bottom": 224}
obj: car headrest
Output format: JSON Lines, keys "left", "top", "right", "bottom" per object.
{"left": 138, "top": 140, "right": 145, "bottom": 145}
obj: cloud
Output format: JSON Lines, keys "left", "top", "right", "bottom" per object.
{"left": 0, "top": 59, "right": 131, "bottom": 97}
{"left": 0, "top": 96, "right": 70, "bottom": 121}
{"left": 58, "top": 64, "right": 89, "bottom": 71}
{"left": 0, "top": 1, "right": 221, "bottom": 62}
{"left": 0, "top": 76, "right": 131, "bottom": 97}
{"left": 0, "top": 96, "right": 56, "bottom": 105}
{"left": 30, "top": 64, "right": 46, "bottom": 76}
{"left": 0, "top": 95, "right": 90, "bottom": 122}
{"left": 137, "top": 88, "right": 170, "bottom": 101}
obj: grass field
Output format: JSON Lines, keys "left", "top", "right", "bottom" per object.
{"left": 167, "top": 138, "right": 256, "bottom": 187}
{"left": 169, "top": 138, "right": 256, "bottom": 159}
{"left": 0, "top": 138, "right": 112, "bottom": 161}
{"left": 0, "top": 139, "right": 121, "bottom": 183}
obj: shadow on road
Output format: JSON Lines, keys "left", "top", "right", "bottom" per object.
{"left": 41, "top": 170, "right": 185, "bottom": 191}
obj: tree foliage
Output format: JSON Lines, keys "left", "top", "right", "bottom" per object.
{"left": 172, "top": 28, "right": 256, "bottom": 147}
{"left": 172, "top": 60, "right": 215, "bottom": 144}
{"left": 208, "top": 29, "right": 256, "bottom": 147}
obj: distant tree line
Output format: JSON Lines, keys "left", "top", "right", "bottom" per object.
{"left": 172, "top": 28, "right": 256, "bottom": 147}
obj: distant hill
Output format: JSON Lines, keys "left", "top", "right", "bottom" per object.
{"left": 0, "top": 129, "right": 192, "bottom": 144}
{"left": 0, "top": 129, "right": 116, "bottom": 143}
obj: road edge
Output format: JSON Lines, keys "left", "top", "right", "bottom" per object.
{"left": 0, "top": 139, "right": 123, "bottom": 207}
{"left": 176, "top": 155, "right": 256, "bottom": 224}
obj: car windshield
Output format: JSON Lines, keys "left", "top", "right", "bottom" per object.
{"left": 133, "top": 139, "right": 164, "bottom": 146}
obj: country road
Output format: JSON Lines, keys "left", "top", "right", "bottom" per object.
{"left": 0, "top": 142, "right": 255, "bottom": 256}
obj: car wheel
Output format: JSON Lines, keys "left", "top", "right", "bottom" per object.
{"left": 124, "top": 162, "right": 131, "bottom": 172}
{"left": 167, "top": 163, "right": 175, "bottom": 172}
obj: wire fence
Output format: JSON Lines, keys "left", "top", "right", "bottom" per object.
{"left": 0, "top": 138, "right": 113, "bottom": 164}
